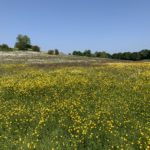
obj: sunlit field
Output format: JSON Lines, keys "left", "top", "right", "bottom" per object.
{"left": 0, "top": 60, "right": 150, "bottom": 149}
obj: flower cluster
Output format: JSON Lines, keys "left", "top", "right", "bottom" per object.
{"left": 0, "top": 63, "right": 150, "bottom": 149}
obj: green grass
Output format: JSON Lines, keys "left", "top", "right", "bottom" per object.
{"left": 0, "top": 59, "right": 150, "bottom": 149}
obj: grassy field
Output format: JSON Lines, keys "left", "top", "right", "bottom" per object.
{"left": 0, "top": 53, "right": 150, "bottom": 150}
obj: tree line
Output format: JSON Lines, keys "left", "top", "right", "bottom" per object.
{"left": 1, "top": 34, "right": 150, "bottom": 60}
{"left": 72, "top": 49, "right": 150, "bottom": 60}
{"left": 0, "top": 34, "right": 59, "bottom": 55}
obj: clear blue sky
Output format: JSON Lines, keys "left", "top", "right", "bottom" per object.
{"left": 0, "top": 0, "right": 150, "bottom": 53}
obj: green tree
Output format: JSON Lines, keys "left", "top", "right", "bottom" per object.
{"left": 83, "top": 50, "right": 92, "bottom": 57}
{"left": 48, "top": 50, "right": 54, "bottom": 55}
{"left": 112, "top": 53, "right": 123, "bottom": 59}
{"left": 15, "top": 34, "right": 31, "bottom": 50}
{"left": 54, "top": 49, "right": 59, "bottom": 55}
{"left": 95, "top": 51, "right": 111, "bottom": 58}
{"left": 139, "top": 49, "right": 150, "bottom": 59}
{"left": 72, "top": 51, "right": 83, "bottom": 56}
{"left": 32, "top": 45, "right": 40, "bottom": 52}
{"left": 121, "top": 52, "right": 132, "bottom": 60}
{"left": 131, "top": 52, "right": 141, "bottom": 61}
{"left": 0, "top": 44, "right": 13, "bottom": 51}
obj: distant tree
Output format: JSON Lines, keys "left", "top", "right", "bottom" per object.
{"left": 130, "top": 52, "right": 141, "bottom": 61}
{"left": 112, "top": 52, "right": 140, "bottom": 60}
{"left": 0, "top": 44, "right": 13, "bottom": 51}
{"left": 117, "top": 53, "right": 122, "bottom": 59}
{"left": 139, "top": 49, "right": 150, "bottom": 59}
{"left": 112, "top": 52, "right": 123, "bottom": 59}
{"left": 15, "top": 34, "right": 31, "bottom": 50}
{"left": 0, "top": 44, "right": 9, "bottom": 49}
{"left": 95, "top": 51, "right": 111, "bottom": 58}
{"left": 32, "top": 45, "right": 40, "bottom": 52}
{"left": 54, "top": 49, "right": 59, "bottom": 55}
{"left": 121, "top": 52, "right": 132, "bottom": 60}
{"left": 72, "top": 51, "right": 83, "bottom": 56}
{"left": 48, "top": 50, "right": 54, "bottom": 55}
{"left": 83, "top": 50, "right": 92, "bottom": 57}
{"left": 111, "top": 53, "right": 118, "bottom": 59}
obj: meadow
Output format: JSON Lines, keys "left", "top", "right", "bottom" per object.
{"left": 0, "top": 55, "right": 150, "bottom": 149}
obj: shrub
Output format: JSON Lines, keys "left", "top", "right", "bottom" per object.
{"left": 0, "top": 44, "right": 13, "bottom": 51}
{"left": 54, "top": 49, "right": 59, "bottom": 55}
{"left": 32, "top": 45, "right": 40, "bottom": 52}
{"left": 48, "top": 50, "right": 54, "bottom": 55}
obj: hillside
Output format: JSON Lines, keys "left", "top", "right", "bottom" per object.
{"left": 0, "top": 51, "right": 116, "bottom": 65}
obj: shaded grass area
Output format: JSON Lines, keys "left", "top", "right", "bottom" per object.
{"left": 29, "top": 62, "right": 108, "bottom": 69}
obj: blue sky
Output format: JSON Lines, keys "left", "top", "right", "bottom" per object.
{"left": 0, "top": 0, "right": 150, "bottom": 53}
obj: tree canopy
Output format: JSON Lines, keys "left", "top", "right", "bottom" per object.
{"left": 15, "top": 34, "right": 31, "bottom": 50}
{"left": 48, "top": 49, "right": 60, "bottom": 55}
{"left": 0, "top": 34, "right": 150, "bottom": 60}
{"left": 72, "top": 49, "right": 150, "bottom": 60}
{"left": 0, "top": 44, "right": 12, "bottom": 51}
